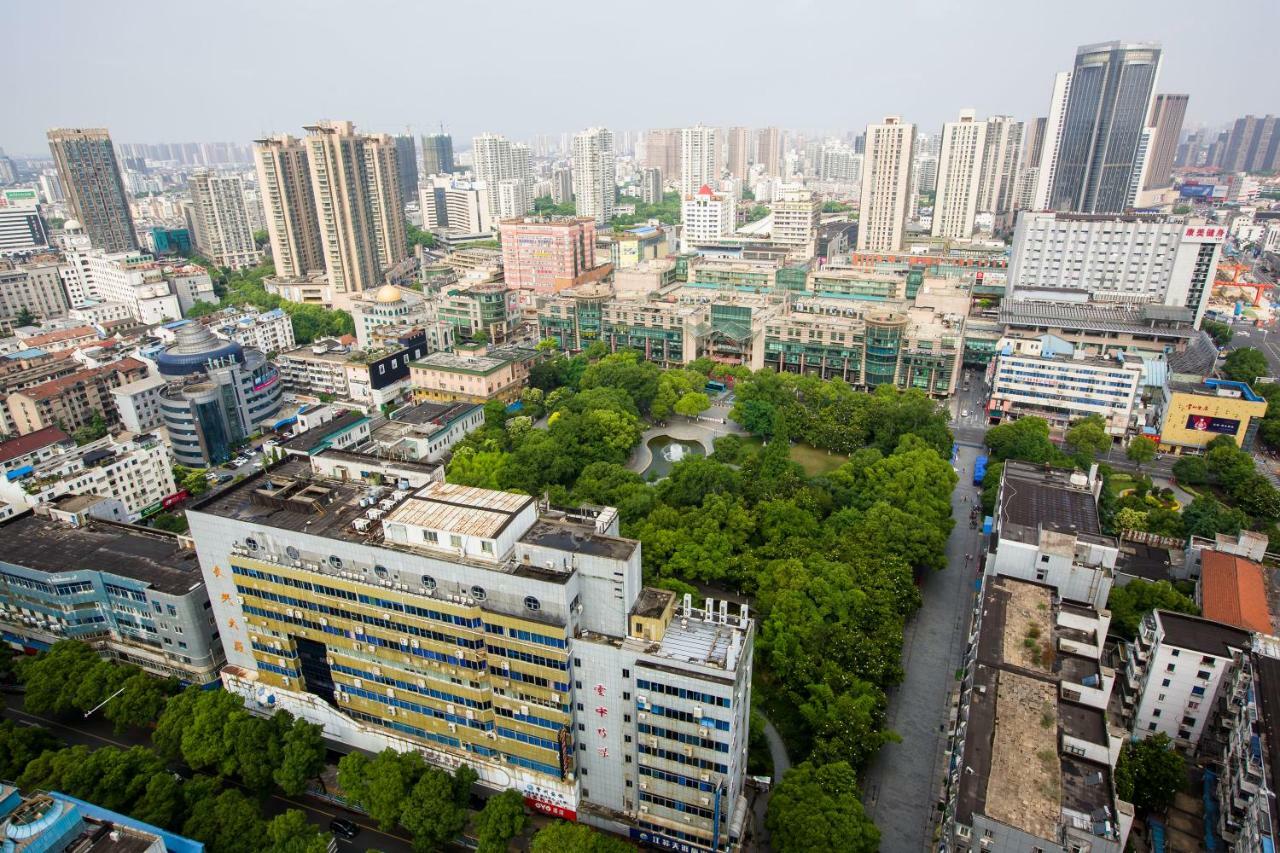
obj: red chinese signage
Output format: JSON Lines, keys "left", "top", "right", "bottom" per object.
{"left": 524, "top": 797, "right": 577, "bottom": 821}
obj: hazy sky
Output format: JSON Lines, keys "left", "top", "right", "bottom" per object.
{"left": 5, "top": 0, "right": 1276, "bottom": 156}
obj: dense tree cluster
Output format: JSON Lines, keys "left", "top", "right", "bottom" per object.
{"left": 1173, "top": 434, "right": 1280, "bottom": 530}
{"left": 1222, "top": 347, "right": 1270, "bottom": 385}
{"left": 336, "top": 749, "right": 476, "bottom": 850}
{"left": 19, "top": 640, "right": 179, "bottom": 734}
{"left": 1115, "top": 732, "right": 1186, "bottom": 813}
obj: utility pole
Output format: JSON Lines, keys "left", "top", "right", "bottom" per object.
{"left": 84, "top": 684, "right": 127, "bottom": 718}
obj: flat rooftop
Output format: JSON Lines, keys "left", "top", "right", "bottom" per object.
{"left": 0, "top": 512, "right": 203, "bottom": 595}
{"left": 1157, "top": 610, "right": 1251, "bottom": 657}
{"left": 392, "top": 400, "right": 481, "bottom": 427}
{"left": 386, "top": 483, "right": 533, "bottom": 539}
{"left": 999, "top": 462, "right": 1105, "bottom": 546}
{"left": 956, "top": 576, "right": 1115, "bottom": 838}
{"left": 282, "top": 410, "right": 369, "bottom": 453}
{"left": 520, "top": 516, "right": 637, "bottom": 561}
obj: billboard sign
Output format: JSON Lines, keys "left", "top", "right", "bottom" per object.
{"left": 1185, "top": 414, "right": 1240, "bottom": 434}
{"left": 1180, "top": 184, "right": 1214, "bottom": 198}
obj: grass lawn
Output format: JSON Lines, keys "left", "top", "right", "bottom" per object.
{"left": 1108, "top": 474, "right": 1137, "bottom": 493}
{"left": 739, "top": 437, "right": 850, "bottom": 476}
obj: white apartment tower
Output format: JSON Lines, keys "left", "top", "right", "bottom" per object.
{"left": 680, "top": 185, "right": 734, "bottom": 251}
{"left": 679, "top": 126, "right": 721, "bottom": 199}
{"left": 571, "top": 128, "right": 616, "bottom": 225}
{"left": 254, "top": 134, "right": 325, "bottom": 278}
{"left": 187, "top": 170, "right": 260, "bottom": 270}
{"left": 472, "top": 134, "right": 534, "bottom": 220}
{"left": 976, "top": 116, "right": 1025, "bottom": 219}
{"left": 857, "top": 117, "right": 916, "bottom": 252}
{"left": 932, "top": 110, "right": 986, "bottom": 240}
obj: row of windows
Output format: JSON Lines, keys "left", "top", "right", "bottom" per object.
{"left": 648, "top": 704, "right": 731, "bottom": 732}
{"left": 495, "top": 725, "right": 559, "bottom": 752}
{"left": 638, "top": 723, "right": 729, "bottom": 753}
{"left": 637, "top": 679, "right": 732, "bottom": 709}
{"left": 639, "top": 764, "right": 718, "bottom": 793}
{"left": 342, "top": 683, "right": 492, "bottom": 731}
{"left": 505, "top": 667, "right": 570, "bottom": 693}
{"left": 103, "top": 583, "right": 148, "bottom": 603}
{"left": 639, "top": 791, "right": 715, "bottom": 820}
{"left": 330, "top": 662, "right": 491, "bottom": 710}
{"left": 259, "top": 661, "right": 300, "bottom": 678}
{"left": 484, "top": 623, "right": 567, "bottom": 649}
{"left": 494, "top": 705, "right": 563, "bottom": 732}
{"left": 346, "top": 707, "right": 462, "bottom": 750}
{"left": 484, "top": 644, "right": 567, "bottom": 672}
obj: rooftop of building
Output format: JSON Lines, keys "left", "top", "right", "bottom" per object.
{"left": 190, "top": 457, "right": 634, "bottom": 579}
{"left": 411, "top": 345, "right": 537, "bottom": 375}
{"left": 1167, "top": 377, "right": 1266, "bottom": 403}
{"left": 14, "top": 358, "right": 145, "bottom": 402}
{"left": 0, "top": 426, "right": 73, "bottom": 464}
{"left": 1155, "top": 610, "right": 1252, "bottom": 657}
{"left": 1200, "top": 550, "right": 1274, "bottom": 634}
{"left": 1115, "top": 540, "right": 1181, "bottom": 583}
{"left": 1000, "top": 301, "right": 1198, "bottom": 338}
{"left": 956, "top": 576, "right": 1116, "bottom": 840}
{"left": 1250, "top": 651, "right": 1280, "bottom": 824}
{"left": 998, "top": 461, "right": 1107, "bottom": 546}
{"left": 281, "top": 410, "right": 370, "bottom": 453}
{"left": 0, "top": 511, "right": 203, "bottom": 595}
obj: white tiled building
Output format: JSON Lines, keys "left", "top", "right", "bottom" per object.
{"left": 1121, "top": 610, "right": 1250, "bottom": 750}
{"left": 110, "top": 373, "right": 167, "bottom": 432}
{"left": 211, "top": 306, "right": 296, "bottom": 355}
{"left": 0, "top": 432, "right": 176, "bottom": 521}
{"left": 989, "top": 338, "right": 1144, "bottom": 435}
{"left": 680, "top": 186, "right": 734, "bottom": 252}
{"left": 857, "top": 117, "right": 916, "bottom": 252}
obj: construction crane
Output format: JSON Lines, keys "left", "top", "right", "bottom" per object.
{"left": 1214, "top": 260, "right": 1270, "bottom": 307}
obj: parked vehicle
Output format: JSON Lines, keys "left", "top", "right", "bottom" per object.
{"left": 329, "top": 818, "right": 359, "bottom": 840}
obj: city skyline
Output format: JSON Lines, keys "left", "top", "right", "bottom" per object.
{"left": 3, "top": 0, "right": 1275, "bottom": 156}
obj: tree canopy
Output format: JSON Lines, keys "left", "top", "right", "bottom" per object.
{"left": 1115, "top": 732, "right": 1186, "bottom": 812}
{"left": 765, "top": 762, "right": 880, "bottom": 853}
{"left": 1106, "top": 580, "right": 1199, "bottom": 640}
{"left": 1222, "top": 347, "right": 1269, "bottom": 384}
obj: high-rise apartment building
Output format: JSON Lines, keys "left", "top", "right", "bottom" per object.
{"left": 1222, "top": 115, "right": 1280, "bottom": 174}
{"left": 46, "top": 128, "right": 137, "bottom": 252}
{"left": 975, "top": 116, "right": 1024, "bottom": 218}
{"left": 571, "top": 128, "right": 616, "bottom": 224}
{"left": 756, "top": 127, "right": 782, "bottom": 178}
{"left": 680, "top": 185, "right": 735, "bottom": 251}
{"left": 1016, "top": 117, "right": 1048, "bottom": 210}
{"left": 420, "top": 178, "right": 493, "bottom": 235}
{"left": 857, "top": 117, "right": 916, "bottom": 252}
{"left": 679, "top": 126, "right": 720, "bottom": 199}
{"left": 472, "top": 134, "right": 534, "bottom": 220}
{"left": 551, "top": 168, "right": 573, "bottom": 205}
{"left": 1142, "top": 95, "right": 1189, "bottom": 191}
{"left": 304, "top": 121, "right": 408, "bottom": 296}
{"left": 1050, "top": 41, "right": 1162, "bottom": 213}
{"left": 499, "top": 218, "right": 598, "bottom": 294}
{"left": 421, "top": 133, "right": 455, "bottom": 176}
{"left": 187, "top": 170, "right": 260, "bottom": 270}
{"left": 395, "top": 135, "right": 419, "bottom": 205}
{"left": 1009, "top": 212, "right": 1224, "bottom": 325}
{"left": 639, "top": 168, "right": 663, "bottom": 205}
{"left": 932, "top": 110, "right": 986, "bottom": 240}
{"left": 187, "top": 469, "right": 753, "bottom": 851}
{"left": 641, "top": 129, "right": 681, "bottom": 181}
{"left": 254, "top": 134, "right": 325, "bottom": 278}
{"left": 1031, "top": 71, "right": 1073, "bottom": 210}
{"left": 726, "top": 127, "right": 749, "bottom": 180}
{"left": 771, "top": 189, "right": 821, "bottom": 259}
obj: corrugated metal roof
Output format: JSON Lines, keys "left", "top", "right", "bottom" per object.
{"left": 384, "top": 483, "right": 532, "bottom": 538}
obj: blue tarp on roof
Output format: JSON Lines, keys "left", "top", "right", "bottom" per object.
{"left": 51, "top": 793, "right": 205, "bottom": 853}
{"left": 5, "top": 465, "right": 33, "bottom": 481}
{"left": 4, "top": 348, "right": 48, "bottom": 360}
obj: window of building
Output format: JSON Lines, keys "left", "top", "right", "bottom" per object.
{"left": 328, "top": 555, "right": 343, "bottom": 569}
{"left": 1166, "top": 664, "right": 1176, "bottom": 673}
{"left": 524, "top": 596, "right": 540, "bottom": 611}
{"left": 421, "top": 576, "right": 436, "bottom": 590}
{"left": 470, "top": 585, "right": 486, "bottom": 601}
{"left": 1162, "top": 678, "right": 1171, "bottom": 687}
{"left": 1197, "top": 670, "right": 1211, "bottom": 680}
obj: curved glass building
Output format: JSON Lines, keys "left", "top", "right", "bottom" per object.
{"left": 157, "top": 324, "right": 283, "bottom": 466}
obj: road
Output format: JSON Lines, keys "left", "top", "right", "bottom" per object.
{"left": 1, "top": 694, "right": 416, "bottom": 853}
{"left": 861, "top": 444, "right": 985, "bottom": 853}
{"left": 1224, "top": 321, "right": 1280, "bottom": 383}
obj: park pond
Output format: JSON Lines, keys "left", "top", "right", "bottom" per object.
{"left": 642, "top": 435, "right": 706, "bottom": 479}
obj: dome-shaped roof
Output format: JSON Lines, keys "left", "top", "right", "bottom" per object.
{"left": 63, "top": 218, "right": 82, "bottom": 231}
{"left": 374, "top": 284, "right": 402, "bottom": 304}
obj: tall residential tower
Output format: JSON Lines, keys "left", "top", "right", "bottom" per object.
{"left": 254, "top": 134, "right": 325, "bottom": 278}
{"left": 187, "top": 170, "right": 260, "bottom": 270}
{"left": 46, "top": 128, "right": 137, "bottom": 252}
{"left": 571, "top": 127, "right": 616, "bottom": 225}
{"left": 857, "top": 117, "right": 916, "bottom": 252}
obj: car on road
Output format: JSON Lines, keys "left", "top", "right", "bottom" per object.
{"left": 329, "top": 818, "right": 359, "bottom": 840}
{"left": 962, "top": 410, "right": 970, "bottom": 418}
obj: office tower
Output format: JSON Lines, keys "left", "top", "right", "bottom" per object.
{"left": 419, "top": 178, "right": 493, "bottom": 234}
{"left": 679, "top": 126, "right": 720, "bottom": 199}
{"left": 254, "top": 134, "right": 325, "bottom": 278}
{"left": 571, "top": 127, "right": 616, "bottom": 224}
{"left": 304, "top": 120, "right": 407, "bottom": 295}
{"left": 726, "top": 127, "right": 750, "bottom": 180}
{"left": 187, "top": 170, "right": 260, "bottom": 270}
{"left": 639, "top": 168, "right": 662, "bottom": 204}
{"left": 1009, "top": 212, "right": 1224, "bottom": 326}
{"left": 188, "top": 470, "right": 753, "bottom": 851}
{"left": 551, "top": 168, "right": 573, "bottom": 205}
{"left": 421, "top": 132, "right": 455, "bottom": 175}
{"left": 1141, "top": 94, "right": 1188, "bottom": 192}
{"left": 680, "top": 185, "right": 735, "bottom": 251}
{"left": 0, "top": 151, "right": 15, "bottom": 185}
{"left": 1223, "top": 115, "right": 1280, "bottom": 174}
{"left": 857, "top": 117, "right": 916, "bottom": 252}
{"left": 395, "top": 134, "right": 419, "bottom": 204}
{"left": 472, "top": 133, "right": 533, "bottom": 220}
{"left": 641, "top": 128, "right": 681, "bottom": 179}
{"left": 499, "top": 218, "right": 597, "bottom": 293}
{"left": 1032, "top": 71, "right": 1073, "bottom": 210}
{"left": 46, "top": 128, "right": 138, "bottom": 252}
{"left": 932, "top": 110, "right": 986, "bottom": 240}
{"left": 1049, "top": 41, "right": 1162, "bottom": 213}
{"left": 976, "top": 116, "right": 1024, "bottom": 218}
